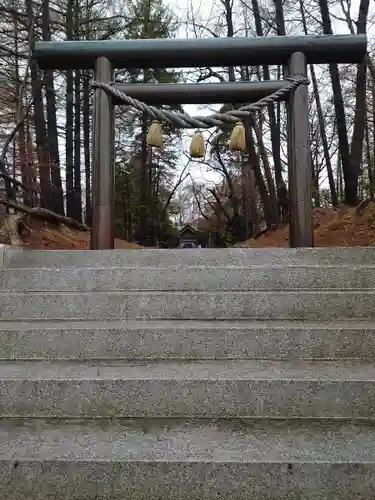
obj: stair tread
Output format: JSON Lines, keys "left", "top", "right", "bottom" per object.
{"left": 1, "top": 319, "right": 374, "bottom": 362}
{"left": 2, "top": 319, "right": 375, "bottom": 330}
{"left": 0, "top": 418, "right": 374, "bottom": 462}
{"left": 3, "top": 265, "right": 375, "bottom": 294}
{"left": 5, "top": 264, "right": 375, "bottom": 269}
{"left": 0, "top": 359, "right": 374, "bottom": 380}
{"left": 3, "top": 247, "right": 375, "bottom": 269}
{"left": 1, "top": 290, "right": 374, "bottom": 321}
{"left": 3, "top": 290, "right": 375, "bottom": 295}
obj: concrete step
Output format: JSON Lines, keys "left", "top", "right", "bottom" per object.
{"left": 1, "top": 320, "right": 375, "bottom": 360}
{"left": 2, "top": 246, "right": 375, "bottom": 269}
{"left": 2, "top": 265, "right": 375, "bottom": 291}
{"left": 1, "top": 290, "right": 374, "bottom": 320}
{"left": 0, "top": 418, "right": 374, "bottom": 499}
{"left": 0, "top": 359, "right": 374, "bottom": 418}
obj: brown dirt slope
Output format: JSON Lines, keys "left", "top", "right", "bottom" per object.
{"left": 238, "top": 202, "right": 375, "bottom": 248}
{"left": 3, "top": 202, "right": 375, "bottom": 250}
{"left": 21, "top": 220, "right": 142, "bottom": 249}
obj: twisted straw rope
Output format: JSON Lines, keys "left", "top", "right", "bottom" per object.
{"left": 91, "top": 76, "right": 309, "bottom": 129}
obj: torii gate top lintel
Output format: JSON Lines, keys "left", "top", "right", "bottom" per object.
{"left": 35, "top": 34, "right": 367, "bottom": 70}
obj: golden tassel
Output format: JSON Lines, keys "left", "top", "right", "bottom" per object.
{"left": 190, "top": 130, "right": 205, "bottom": 158}
{"left": 147, "top": 120, "right": 163, "bottom": 148}
{"left": 228, "top": 121, "right": 246, "bottom": 152}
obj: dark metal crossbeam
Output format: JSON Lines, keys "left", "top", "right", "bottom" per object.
{"left": 112, "top": 80, "right": 291, "bottom": 105}
{"left": 35, "top": 34, "right": 366, "bottom": 70}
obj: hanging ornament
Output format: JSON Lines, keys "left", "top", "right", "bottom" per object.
{"left": 229, "top": 121, "right": 246, "bottom": 152}
{"left": 190, "top": 130, "right": 205, "bottom": 158}
{"left": 147, "top": 120, "right": 163, "bottom": 148}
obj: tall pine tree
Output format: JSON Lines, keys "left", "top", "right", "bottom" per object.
{"left": 115, "top": 0, "right": 183, "bottom": 246}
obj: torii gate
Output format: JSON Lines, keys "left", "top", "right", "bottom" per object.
{"left": 35, "top": 34, "right": 367, "bottom": 249}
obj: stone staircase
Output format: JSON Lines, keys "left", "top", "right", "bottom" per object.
{"left": 1, "top": 245, "right": 375, "bottom": 499}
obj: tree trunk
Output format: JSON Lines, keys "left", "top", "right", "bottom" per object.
{"left": 139, "top": 114, "right": 150, "bottom": 245}
{"left": 26, "top": 121, "right": 37, "bottom": 206}
{"left": 65, "top": 0, "right": 75, "bottom": 218}
{"left": 318, "top": 0, "right": 352, "bottom": 204}
{"left": 73, "top": 67, "right": 82, "bottom": 222}
{"left": 14, "top": 20, "right": 31, "bottom": 207}
{"left": 245, "top": 123, "right": 276, "bottom": 228}
{"left": 298, "top": 0, "right": 338, "bottom": 206}
{"left": 83, "top": 69, "right": 91, "bottom": 224}
{"left": 241, "top": 161, "right": 250, "bottom": 239}
{"left": 373, "top": 68, "right": 375, "bottom": 192}
{"left": 365, "top": 119, "right": 373, "bottom": 198}
{"left": 310, "top": 65, "right": 338, "bottom": 206}
{"left": 18, "top": 119, "right": 31, "bottom": 207}
{"left": 222, "top": 0, "right": 236, "bottom": 83}
{"left": 337, "top": 149, "right": 343, "bottom": 202}
{"left": 252, "top": 0, "right": 285, "bottom": 218}
{"left": 26, "top": 0, "right": 51, "bottom": 210}
{"left": 73, "top": 0, "right": 82, "bottom": 222}
{"left": 348, "top": 0, "right": 370, "bottom": 205}
{"left": 251, "top": 116, "right": 278, "bottom": 225}
{"left": 242, "top": 159, "right": 259, "bottom": 238}
{"left": 273, "top": 0, "right": 286, "bottom": 35}
{"left": 371, "top": 69, "right": 375, "bottom": 198}
{"left": 42, "top": 0, "right": 65, "bottom": 215}
{"left": 311, "top": 152, "right": 321, "bottom": 207}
